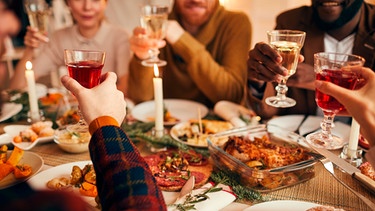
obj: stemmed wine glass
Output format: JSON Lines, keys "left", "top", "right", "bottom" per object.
{"left": 24, "top": 0, "right": 51, "bottom": 34}
{"left": 140, "top": 4, "right": 169, "bottom": 67}
{"left": 265, "top": 30, "right": 306, "bottom": 108}
{"left": 306, "top": 52, "right": 365, "bottom": 150}
{"left": 63, "top": 49, "right": 106, "bottom": 132}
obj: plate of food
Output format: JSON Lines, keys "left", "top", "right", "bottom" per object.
{"left": 243, "top": 200, "right": 322, "bottom": 211}
{"left": 0, "top": 103, "right": 23, "bottom": 122}
{"left": 27, "top": 161, "right": 98, "bottom": 208}
{"left": 0, "top": 149, "right": 44, "bottom": 189}
{"left": 0, "top": 133, "right": 12, "bottom": 145}
{"left": 131, "top": 99, "right": 209, "bottom": 126}
{"left": 170, "top": 119, "right": 233, "bottom": 148}
{"left": 4, "top": 121, "right": 55, "bottom": 150}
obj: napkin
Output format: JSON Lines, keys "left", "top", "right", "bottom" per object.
{"left": 214, "top": 101, "right": 259, "bottom": 127}
{"left": 168, "top": 182, "right": 236, "bottom": 211}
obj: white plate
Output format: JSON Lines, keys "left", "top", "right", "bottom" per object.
{"left": 0, "top": 133, "right": 12, "bottom": 145}
{"left": 0, "top": 151, "right": 44, "bottom": 189}
{"left": 244, "top": 200, "right": 320, "bottom": 211}
{"left": 0, "top": 103, "right": 22, "bottom": 122}
{"left": 4, "top": 122, "right": 54, "bottom": 146}
{"left": 170, "top": 121, "right": 208, "bottom": 148}
{"left": 131, "top": 99, "right": 209, "bottom": 126}
{"left": 28, "top": 161, "right": 97, "bottom": 208}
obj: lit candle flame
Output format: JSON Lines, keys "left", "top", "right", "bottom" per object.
{"left": 26, "top": 61, "right": 32, "bottom": 70}
{"left": 153, "top": 64, "right": 159, "bottom": 77}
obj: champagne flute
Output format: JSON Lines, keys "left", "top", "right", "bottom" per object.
{"left": 265, "top": 30, "right": 306, "bottom": 108}
{"left": 306, "top": 52, "right": 365, "bottom": 150}
{"left": 24, "top": 0, "right": 50, "bottom": 34}
{"left": 140, "top": 4, "right": 169, "bottom": 67}
{"left": 64, "top": 49, "right": 106, "bottom": 132}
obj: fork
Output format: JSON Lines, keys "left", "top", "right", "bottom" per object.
{"left": 320, "top": 158, "right": 375, "bottom": 209}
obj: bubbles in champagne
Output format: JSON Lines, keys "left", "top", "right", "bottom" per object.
{"left": 270, "top": 41, "right": 301, "bottom": 77}
{"left": 141, "top": 14, "right": 168, "bottom": 40}
{"left": 27, "top": 10, "right": 50, "bottom": 34}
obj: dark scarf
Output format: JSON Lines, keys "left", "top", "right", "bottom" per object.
{"left": 312, "top": 0, "right": 363, "bottom": 30}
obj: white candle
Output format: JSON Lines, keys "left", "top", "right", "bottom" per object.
{"left": 348, "top": 119, "right": 360, "bottom": 157}
{"left": 25, "top": 61, "right": 40, "bottom": 121}
{"left": 153, "top": 64, "right": 164, "bottom": 137}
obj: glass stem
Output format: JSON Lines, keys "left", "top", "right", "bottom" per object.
{"left": 320, "top": 111, "right": 335, "bottom": 141}
{"left": 275, "top": 78, "right": 288, "bottom": 100}
{"left": 148, "top": 48, "right": 160, "bottom": 61}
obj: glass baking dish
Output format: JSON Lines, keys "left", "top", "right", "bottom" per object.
{"left": 207, "top": 124, "right": 319, "bottom": 192}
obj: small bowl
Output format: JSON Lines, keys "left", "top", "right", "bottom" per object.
{"left": 54, "top": 128, "right": 91, "bottom": 153}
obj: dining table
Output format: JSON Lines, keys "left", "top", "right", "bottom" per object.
{"left": 1, "top": 118, "right": 375, "bottom": 211}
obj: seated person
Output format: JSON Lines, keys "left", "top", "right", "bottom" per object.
{"left": 128, "top": 0, "right": 252, "bottom": 108}
{"left": 0, "top": 72, "right": 167, "bottom": 211}
{"left": 9, "top": 0, "right": 131, "bottom": 96}
{"left": 246, "top": 0, "right": 375, "bottom": 120}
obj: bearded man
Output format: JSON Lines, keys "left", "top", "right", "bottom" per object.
{"left": 246, "top": 0, "right": 375, "bottom": 120}
{"left": 128, "top": 0, "right": 252, "bottom": 108}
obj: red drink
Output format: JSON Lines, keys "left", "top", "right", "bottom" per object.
{"left": 316, "top": 69, "right": 358, "bottom": 111}
{"left": 67, "top": 61, "right": 103, "bottom": 88}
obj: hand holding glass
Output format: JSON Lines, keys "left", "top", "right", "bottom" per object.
{"left": 140, "top": 5, "right": 169, "bottom": 67}
{"left": 306, "top": 52, "right": 365, "bottom": 150}
{"left": 24, "top": 0, "right": 50, "bottom": 34}
{"left": 265, "top": 30, "right": 306, "bottom": 108}
{"left": 64, "top": 49, "right": 106, "bottom": 132}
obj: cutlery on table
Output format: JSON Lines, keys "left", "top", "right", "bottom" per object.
{"left": 293, "top": 115, "right": 308, "bottom": 134}
{"left": 319, "top": 158, "right": 375, "bottom": 209}
{"left": 306, "top": 142, "right": 375, "bottom": 208}
{"left": 171, "top": 175, "right": 195, "bottom": 205}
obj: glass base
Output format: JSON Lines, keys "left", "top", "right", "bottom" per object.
{"left": 339, "top": 144, "right": 363, "bottom": 167}
{"left": 305, "top": 132, "right": 346, "bottom": 150}
{"left": 265, "top": 96, "right": 296, "bottom": 108}
{"left": 147, "top": 127, "right": 167, "bottom": 153}
{"left": 141, "top": 59, "right": 167, "bottom": 67}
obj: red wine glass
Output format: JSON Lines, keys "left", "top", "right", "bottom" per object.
{"left": 63, "top": 49, "right": 106, "bottom": 132}
{"left": 306, "top": 52, "right": 364, "bottom": 150}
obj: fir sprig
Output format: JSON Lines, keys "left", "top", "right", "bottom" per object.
{"left": 210, "top": 171, "right": 264, "bottom": 202}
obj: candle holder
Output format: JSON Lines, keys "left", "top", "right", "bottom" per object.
{"left": 27, "top": 110, "right": 45, "bottom": 123}
{"left": 339, "top": 144, "right": 363, "bottom": 167}
{"left": 148, "top": 127, "right": 168, "bottom": 152}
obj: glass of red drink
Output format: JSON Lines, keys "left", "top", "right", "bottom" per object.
{"left": 306, "top": 52, "right": 364, "bottom": 150}
{"left": 63, "top": 49, "right": 106, "bottom": 132}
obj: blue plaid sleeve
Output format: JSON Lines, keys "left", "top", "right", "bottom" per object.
{"left": 89, "top": 125, "right": 166, "bottom": 211}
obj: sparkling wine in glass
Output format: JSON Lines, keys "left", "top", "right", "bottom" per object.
{"left": 24, "top": 0, "right": 50, "bottom": 34}
{"left": 306, "top": 52, "right": 365, "bottom": 150}
{"left": 140, "top": 4, "right": 169, "bottom": 67}
{"left": 265, "top": 30, "right": 306, "bottom": 108}
{"left": 64, "top": 49, "right": 106, "bottom": 132}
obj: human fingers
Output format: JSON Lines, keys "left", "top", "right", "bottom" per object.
{"left": 250, "top": 43, "right": 287, "bottom": 75}
{"left": 60, "top": 75, "right": 85, "bottom": 97}
{"left": 315, "top": 80, "right": 354, "bottom": 104}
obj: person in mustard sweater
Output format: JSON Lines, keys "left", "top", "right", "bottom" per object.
{"left": 128, "top": 0, "right": 252, "bottom": 108}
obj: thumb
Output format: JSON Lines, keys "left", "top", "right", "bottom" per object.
{"left": 60, "top": 75, "right": 85, "bottom": 96}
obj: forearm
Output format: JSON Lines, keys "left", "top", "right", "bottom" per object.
{"left": 89, "top": 125, "right": 166, "bottom": 211}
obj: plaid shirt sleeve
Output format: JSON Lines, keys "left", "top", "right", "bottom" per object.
{"left": 89, "top": 125, "right": 167, "bottom": 211}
